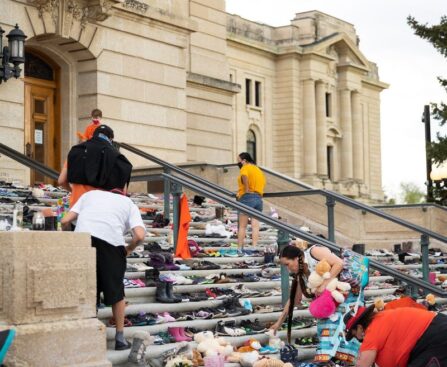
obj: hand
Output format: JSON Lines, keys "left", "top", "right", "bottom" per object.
{"left": 125, "top": 246, "right": 133, "bottom": 256}
{"left": 269, "top": 321, "right": 281, "bottom": 335}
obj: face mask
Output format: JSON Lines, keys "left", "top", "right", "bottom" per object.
{"left": 237, "top": 162, "right": 243, "bottom": 169}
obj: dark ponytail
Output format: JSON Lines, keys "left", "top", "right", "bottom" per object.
{"left": 281, "top": 245, "right": 313, "bottom": 343}
{"left": 238, "top": 152, "right": 256, "bottom": 164}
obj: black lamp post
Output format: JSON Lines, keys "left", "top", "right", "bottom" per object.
{"left": 0, "top": 24, "right": 27, "bottom": 84}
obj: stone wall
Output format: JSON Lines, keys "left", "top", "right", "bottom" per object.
{"left": 0, "top": 231, "right": 110, "bottom": 366}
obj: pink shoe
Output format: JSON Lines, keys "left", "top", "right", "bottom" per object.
{"left": 162, "top": 312, "right": 176, "bottom": 322}
{"left": 168, "top": 327, "right": 191, "bottom": 342}
{"left": 178, "top": 327, "right": 192, "bottom": 341}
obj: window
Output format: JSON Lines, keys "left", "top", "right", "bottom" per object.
{"left": 325, "top": 92, "right": 332, "bottom": 118}
{"left": 255, "top": 81, "right": 262, "bottom": 107}
{"left": 245, "top": 79, "right": 252, "bottom": 105}
{"left": 246, "top": 130, "right": 257, "bottom": 163}
{"left": 327, "top": 146, "right": 333, "bottom": 180}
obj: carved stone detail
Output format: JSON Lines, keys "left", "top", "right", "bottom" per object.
{"left": 123, "top": 0, "right": 149, "bottom": 14}
{"left": 27, "top": 0, "right": 114, "bottom": 30}
{"left": 27, "top": 264, "right": 88, "bottom": 312}
{"left": 28, "top": 0, "right": 60, "bottom": 25}
{"left": 87, "top": 0, "right": 114, "bottom": 22}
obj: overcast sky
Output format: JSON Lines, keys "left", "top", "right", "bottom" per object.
{"left": 226, "top": 0, "right": 446, "bottom": 202}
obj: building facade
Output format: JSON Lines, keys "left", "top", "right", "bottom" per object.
{"left": 0, "top": 0, "right": 387, "bottom": 202}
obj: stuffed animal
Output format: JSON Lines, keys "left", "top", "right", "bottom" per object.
{"left": 237, "top": 338, "right": 262, "bottom": 353}
{"left": 308, "top": 259, "right": 351, "bottom": 304}
{"left": 253, "top": 358, "right": 293, "bottom": 367}
{"left": 194, "top": 331, "right": 233, "bottom": 357}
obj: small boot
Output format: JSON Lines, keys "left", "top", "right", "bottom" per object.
{"left": 127, "top": 331, "right": 153, "bottom": 366}
{"left": 168, "top": 328, "right": 190, "bottom": 342}
{"left": 144, "top": 268, "right": 160, "bottom": 287}
{"left": 155, "top": 281, "right": 175, "bottom": 303}
{"left": 165, "top": 282, "right": 181, "bottom": 303}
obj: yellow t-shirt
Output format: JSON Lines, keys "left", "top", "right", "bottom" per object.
{"left": 237, "top": 164, "right": 266, "bottom": 198}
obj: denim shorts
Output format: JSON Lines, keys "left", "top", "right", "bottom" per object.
{"left": 239, "top": 193, "right": 263, "bottom": 212}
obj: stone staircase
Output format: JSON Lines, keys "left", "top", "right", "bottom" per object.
{"left": 2, "top": 184, "right": 447, "bottom": 366}
{"left": 93, "top": 194, "right": 447, "bottom": 366}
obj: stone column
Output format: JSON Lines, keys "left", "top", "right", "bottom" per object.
{"left": 315, "top": 81, "right": 327, "bottom": 177}
{"left": 303, "top": 79, "right": 317, "bottom": 177}
{"left": 352, "top": 91, "right": 364, "bottom": 182}
{"left": 0, "top": 232, "right": 111, "bottom": 367}
{"left": 339, "top": 89, "right": 353, "bottom": 180}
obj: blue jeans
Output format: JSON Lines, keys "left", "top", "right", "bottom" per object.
{"left": 239, "top": 193, "right": 263, "bottom": 212}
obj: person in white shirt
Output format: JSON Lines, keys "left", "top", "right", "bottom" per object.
{"left": 61, "top": 189, "right": 146, "bottom": 350}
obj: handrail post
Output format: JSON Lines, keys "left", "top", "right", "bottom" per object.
{"left": 326, "top": 196, "right": 336, "bottom": 242}
{"left": 171, "top": 181, "right": 182, "bottom": 252}
{"left": 163, "top": 168, "right": 171, "bottom": 220}
{"left": 421, "top": 234, "right": 430, "bottom": 282}
{"left": 277, "top": 227, "right": 291, "bottom": 306}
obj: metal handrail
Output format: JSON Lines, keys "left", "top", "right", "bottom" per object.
{"left": 0, "top": 142, "right": 446, "bottom": 296}
{"left": 0, "top": 143, "right": 59, "bottom": 180}
{"left": 177, "top": 162, "right": 447, "bottom": 244}
{"left": 116, "top": 142, "right": 235, "bottom": 198}
{"left": 374, "top": 203, "right": 447, "bottom": 213}
{"left": 161, "top": 172, "right": 447, "bottom": 297}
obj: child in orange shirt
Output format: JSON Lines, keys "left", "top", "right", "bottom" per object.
{"left": 77, "top": 108, "right": 102, "bottom": 141}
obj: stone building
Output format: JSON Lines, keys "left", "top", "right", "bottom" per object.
{"left": 0, "top": 0, "right": 387, "bottom": 202}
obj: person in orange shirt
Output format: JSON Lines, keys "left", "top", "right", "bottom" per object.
{"left": 345, "top": 304, "right": 447, "bottom": 367}
{"left": 236, "top": 152, "right": 266, "bottom": 250}
{"left": 77, "top": 108, "right": 102, "bottom": 141}
{"left": 58, "top": 109, "right": 104, "bottom": 208}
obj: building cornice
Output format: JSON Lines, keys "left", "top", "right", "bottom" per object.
{"left": 361, "top": 78, "right": 389, "bottom": 91}
{"left": 187, "top": 72, "right": 241, "bottom": 94}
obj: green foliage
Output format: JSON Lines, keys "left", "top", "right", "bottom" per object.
{"left": 399, "top": 182, "right": 425, "bottom": 204}
{"left": 408, "top": 16, "right": 447, "bottom": 164}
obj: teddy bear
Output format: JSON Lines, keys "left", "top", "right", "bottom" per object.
{"left": 308, "top": 259, "right": 351, "bottom": 304}
{"left": 194, "top": 331, "right": 233, "bottom": 357}
{"left": 253, "top": 358, "right": 293, "bottom": 367}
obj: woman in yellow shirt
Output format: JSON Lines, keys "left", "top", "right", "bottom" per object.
{"left": 237, "top": 152, "right": 266, "bottom": 249}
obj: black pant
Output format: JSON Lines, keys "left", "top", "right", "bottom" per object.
{"left": 92, "top": 236, "right": 126, "bottom": 306}
{"left": 408, "top": 313, "right": 447, "bottom": 367}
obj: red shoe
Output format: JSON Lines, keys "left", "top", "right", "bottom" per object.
{"left": 205, "top": 288, "right": 217, "bottom": 299}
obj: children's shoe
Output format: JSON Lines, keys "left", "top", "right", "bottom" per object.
{"left": 127, "top": 331, "right": 153, "bottom": 366}
{"left": 115, "top": 339, "right": 132, "bottom": 351}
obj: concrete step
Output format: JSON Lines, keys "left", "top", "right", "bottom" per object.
{"left": 104, "top": 309, "right": 312, "bottom": 341}
{"left": 107, "top": 328, "right": 317, "bottom": 366}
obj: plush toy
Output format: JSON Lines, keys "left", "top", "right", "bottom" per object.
{"left": 194, "top": 331, "right": 233, "bottom": 357}
{"left": 308, "top": 259, "right": 351, "bottom": 304}
{"left": 374, "top": 297, "right": 385, "bottom": 311}
{"left": 237, "top": 338, "right": 262, "bottom": 353}
{"left": 240, "top": 351, "right": 260, "bottom": 367}
{"left": 253, "top": 358, "right": 293, "bottom": 367}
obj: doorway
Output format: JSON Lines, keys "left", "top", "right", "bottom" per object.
{"left": 24, "top": 52, "right": 60, "bottom": 184}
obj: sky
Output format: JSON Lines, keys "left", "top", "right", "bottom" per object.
{"left": 226, "top": 0, "right": 446, "bottom": 202}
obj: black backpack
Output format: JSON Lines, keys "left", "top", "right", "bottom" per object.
{"left": 67, "top": 137, "right": 132, "bottom": 190}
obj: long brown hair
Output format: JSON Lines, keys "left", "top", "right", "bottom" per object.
{"left": 280, "top": 245, "right": 313, "bottom": 343}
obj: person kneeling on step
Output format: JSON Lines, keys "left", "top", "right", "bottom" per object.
{"left": 345, "top": 304, "right": 447, "bottom": 367}
{"left": 61, "top": 188, "right": 146, "bottom": 350}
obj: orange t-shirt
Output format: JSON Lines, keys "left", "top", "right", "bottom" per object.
{"left": 360, "top": 307, "right": 435, "bottom": 367}
{"left": 63, "top": 161, "right": 95, "bottom": 208}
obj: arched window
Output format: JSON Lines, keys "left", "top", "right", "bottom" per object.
{"left": 24, "top": 52, "right": 54, "bottom": 81}
{"left": 246, "top": 129, "right": 257, "bottom": 163}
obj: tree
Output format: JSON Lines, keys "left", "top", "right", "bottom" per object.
{"left": 407, "top": 16, "right": 447, "bottom": 164}
{"left": 399, "top": 182, "right": 425, "bottom": 204}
